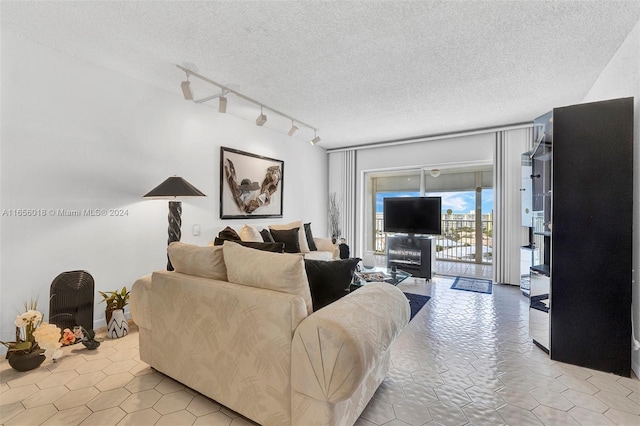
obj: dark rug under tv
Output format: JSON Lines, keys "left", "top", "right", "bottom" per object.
{"left": 450, "top": 276, "right": 493, "bottom": 294}
{"left": 403, "top": 292, "right": 431, "bottom": 321}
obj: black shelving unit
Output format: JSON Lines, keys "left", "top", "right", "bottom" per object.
{"left": 534, "top": 97, "right": 633, "bottom": 377}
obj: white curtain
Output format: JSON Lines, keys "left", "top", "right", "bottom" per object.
{"left": 493, "top": 128, "right": 533, "bottom": 284}
{"left": 328, "top": 150, "right": 356, "bottom": 248}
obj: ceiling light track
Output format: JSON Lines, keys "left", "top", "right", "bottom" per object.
{"left": 176, "top": 64, "right": 319, "bottom": 144}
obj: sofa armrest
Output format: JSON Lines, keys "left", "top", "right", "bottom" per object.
{"left": 291, "top": 283, "right": 409, "bottom": 403}
{"left": 130, "top": 274, "right": 152, "bottom": 330}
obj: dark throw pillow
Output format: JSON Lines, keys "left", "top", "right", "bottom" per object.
{"left": 214, "top": 238, "right": 285, "bottom": 253}
{"left": 260, "top": 228, "right": 275, "bottom": 243}
{"left": 304, "top": 258, "right": 361, "bottom": 311}
{"left": 304, "top": 223, "right": 318, "bottom": 251}
{"left": 218, "top": 226, "right": 241, "bottom": 241}
{"left": 269, "top": 227, "right": 301, "bottom": 253}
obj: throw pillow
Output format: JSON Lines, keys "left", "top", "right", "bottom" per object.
{"left": 260, "top": 228, "right": 275, "bottom": 243}
{"left": 213, "top": 238, "right": 285, "bottom": 253}
{"left": 269, "top": 228, "right": 301, "bottom": 253}
{"left": 269, "top": 220, "right": 310, "bottom": 253}
{"left": 239, "top": 224, "right": 263, "bottom": 242}
{"left": 167, "top": 242, "right": 227, "bottom": 281}
{"left": 223, "top": 241, "right": 313, "bottom": 315}
{"left": 304, "top": 223, "right": 318, "bottom": 251}
{"left": 304, "top": 258, "right": 361, "bottom": 311}
{"left": 218, "top": 226, "right": 241, "bottom": 241}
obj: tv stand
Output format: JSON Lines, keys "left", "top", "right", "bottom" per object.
{"left": 386, "top": 234, "right": 434, "bottom": 279}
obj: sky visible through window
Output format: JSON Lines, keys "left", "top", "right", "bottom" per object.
{"left": 376, "top": 189, "right": 494, "bottom": 214}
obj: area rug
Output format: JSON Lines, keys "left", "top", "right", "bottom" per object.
{"left": 403, "top": 292, "right": 431, "bottom": 321}
{"left": 450, "top": 276, "right": 493, "bottom": 294}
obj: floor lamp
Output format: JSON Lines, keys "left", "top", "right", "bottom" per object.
{"left": 143, "top": 176, "right": 206, "bottom": 271}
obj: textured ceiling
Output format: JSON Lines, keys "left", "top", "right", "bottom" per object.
{"left": 2, "top": 1, "right": 639, "bottom": 149}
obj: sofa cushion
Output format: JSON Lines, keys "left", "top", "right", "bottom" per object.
{"left": 167, "top": 242, "right": 227, "bottom": 281}
{"left": 304, "top": 258, "right": 360, "bottom": 311}
{"left": 223, "top": 241, "right": 313, "bottom": 315}
{"left": 304, "top": 223, "right": 318, "bottom": 251}
{"left": 213, "top": 238, "right": 285, "bottom": 253}
{"left": 239, "top": 224, "right": 263, "bottom": 242}
{"left": 270, "top": 220, "right": 310, "bottom": 253}
{"left": 269, "top": 228, "right": 301, "bottom": 253}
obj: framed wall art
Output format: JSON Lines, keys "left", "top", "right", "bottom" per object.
{"left": 220, "top": 147, "right": 284, "bottom": 219}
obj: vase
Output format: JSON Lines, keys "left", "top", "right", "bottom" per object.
{"left": 362, "top": 251, "right": 376, "bottom": 269}
{"left": 7, "top": 350, "right": 46, "bottom": 372}
{"left": 82, "top": 340, "right": 101, "bottom": 350}
{"left": 107, "top": 309, "right": 128, "bottom": 338}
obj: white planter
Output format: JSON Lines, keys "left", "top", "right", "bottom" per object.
{"left": 107, "top": 309, "right": 129, "bottom": 338}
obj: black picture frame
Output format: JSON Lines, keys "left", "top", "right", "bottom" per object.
{"left": 220, "top": 147, "right": 284, "bottom": 219}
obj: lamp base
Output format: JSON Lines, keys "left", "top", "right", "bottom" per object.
{"left": 167, "top": 201, "right": 182, "bottom": 271}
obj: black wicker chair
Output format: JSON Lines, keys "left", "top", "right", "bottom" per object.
{"left": 49, "top": 270, "right": 94, "bottom": 332}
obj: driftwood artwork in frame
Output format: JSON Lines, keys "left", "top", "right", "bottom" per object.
{"left": 220, "top": 147, "right": 284, "bottom": 219}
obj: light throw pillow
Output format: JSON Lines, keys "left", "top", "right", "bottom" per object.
{"left": 304, "top": 223, "right": 318, "bottom": 251}
{"left": 167, "top": 242, "right": 227, "bottom": 281}
{"left": 270, "top": 220, "right": 310, "bottom": 253}
{"left": 239, "top": 224, "right": 264, "bottom": 242}
{"left": 269, "top": 228, "right": 301, "bottom": 253}
{"left": 304, "top": 258, "right": 360, "bottom": 311}
{"left": 223, "top": 241, "right": 313, "bottom": 315}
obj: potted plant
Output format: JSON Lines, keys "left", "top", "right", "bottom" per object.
{"left": 98, "top": 286, "right": 130, "bottom": 324}
{"left": 99, "top": 286, "right": 130, "bottom": 338}
{"left": 1, "top": 299, "right": 65, "bottom": 371}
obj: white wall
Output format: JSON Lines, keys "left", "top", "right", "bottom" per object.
{"left": 583, "top": 18, "right": 640, "bottom": 377}
{"left": 0, "top": 33, "right": 328, "bottom": 344}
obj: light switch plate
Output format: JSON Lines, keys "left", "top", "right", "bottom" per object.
{"left": 193, "top": 224, "right": 201, "bottom": 236}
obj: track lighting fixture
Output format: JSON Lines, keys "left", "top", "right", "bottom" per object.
{"left": 288, "top": 121, "right": 298, "bottom": 136}
{"left": 176, "top": 65, "right": 319, "bottom": 142}
{"left": 256, "top": 106, "right": 267, "bottom": 126}
{"left": 218, "top": 95, "right": 227, "bottom": 113}
{"left": 181, "top": 75, "right": 194, "bottom": 101}
{"left": 310, "top": 130, "right": 321, "bottom": 145}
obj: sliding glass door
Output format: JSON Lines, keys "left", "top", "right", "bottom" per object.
{"left": 364, "top": 166, "right": 493, "bottom": 266}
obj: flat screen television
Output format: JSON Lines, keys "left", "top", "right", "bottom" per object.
{"left": 383, "top": 196, "right": 442, "bottom": 235}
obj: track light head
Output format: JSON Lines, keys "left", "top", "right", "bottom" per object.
{"left": 181, "top": 77, "right": 193, "bottom": 100}
{"left": 288, "top": 122, "right": 298, "bottom": 136}
{"left": 256, "top": 114, "right": 267, "bottom": 126}
{"left": 218, "top": 96, "right": 227, "bottom": 113}
{"left": 256, "top": 107, "right": 267, "bottom": 126}
{"left": 310, "top": 131, "right": 321, "bottom": 145}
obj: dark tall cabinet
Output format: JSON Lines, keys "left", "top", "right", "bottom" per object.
{"left": 538, "top": 97, "right": 633, "bottom": 377}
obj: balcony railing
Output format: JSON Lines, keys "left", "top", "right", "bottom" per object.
{"left": 375, "top": 215, "right": 493, "bottom": 264}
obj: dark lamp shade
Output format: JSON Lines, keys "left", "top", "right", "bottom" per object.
{"left": 143, "top": 176, "right": 206, "bottom": 198}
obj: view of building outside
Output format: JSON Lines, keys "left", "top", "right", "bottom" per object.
{"left": 375, "top": 190, "right": 493, "bottom": 264}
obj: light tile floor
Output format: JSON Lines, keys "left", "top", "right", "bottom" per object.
{"left": 434, "top": 260, "right": 493, "bottom": 280}
{"left": 1, "top": 276, "right": 638, "bottom": 425}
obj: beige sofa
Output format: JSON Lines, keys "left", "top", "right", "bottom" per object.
{"left": 131, "top": 242, "right": 409, "bottom": 426}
